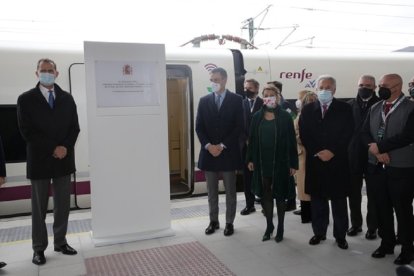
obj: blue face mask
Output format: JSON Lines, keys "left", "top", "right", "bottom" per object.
{"left": 39, "top": 72, "right": 55, "bottom": 86}
{"left": 317, "top": 90, "right": 333, "bottom": 104}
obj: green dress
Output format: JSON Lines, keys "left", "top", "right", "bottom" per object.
{"left": 259, "top": 119, "right": 276, "bottom": 177}
{"left": 246, "top": 106, "right": 298, "bottom": 200}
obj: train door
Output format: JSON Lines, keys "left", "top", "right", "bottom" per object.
{"left": 166, "top": 65, "right": 194, "bottom": 196}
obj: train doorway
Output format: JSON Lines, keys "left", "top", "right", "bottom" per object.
{"left": 166, "top": 66, "right": 194, "bottom": 196}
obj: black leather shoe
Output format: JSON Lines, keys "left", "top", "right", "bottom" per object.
{"left": 0, "top": 262, "right": 6, "bottom": 269}
{"left": 293, "top": 210, "right": 301, "bottom": 215}
{"left": 240, "top": 206, "right": 256, "bottom": 216}
{"left": 365, "top": 230, "right": 377, "bottom": 240}
{"left": 336, "top": 239, "right": 349, "bottom": 250}
{"left": 223, "top": 223, "right": 234, "bottom": 236}
{"left": 394, "top": 253, "right": 414, "bottom": 265}
{"left": 309, "top": 235, "right": 326, "bottom": 245}
{"left": 371, "top": 247, "right": 394, "bottom": 258}
{"left": 396, "top": 264, "right": 414, "bottom": 275}
{"left": 346, "top": 226, "right": 362, "bottom": 237}
{"left": 205, "top": 221, "right": 219, "bottom": 235}
{"left": 54, "top": 244, "right": 77, "bottom": 255}
{"left": 32, "top": 251, "right": 46, "bottom": 265}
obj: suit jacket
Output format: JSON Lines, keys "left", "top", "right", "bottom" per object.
{"left": 0, "top": 135, "right": 5, "bottom": 177}
{"left": 242, "top": 96, "right": 264, "bottom": 141}
{"left": 17, "top": 83, "right": 80, "bottom": 179}
{"left": 299, "top": 99, "right": 354, "bottom": 198}
{"left": 196, "top": 90, "right": 244, "bottom": 171}
{"left": 347, "top": 95, "right": 380, "bottom": 173}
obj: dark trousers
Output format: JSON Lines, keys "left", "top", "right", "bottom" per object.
{"left": 311, "top": 195, "right": 349, "bottom": 240}
{"left": 31, "top": 175, "right": 71, "bottom": 252}
{"left": 262, "top": 177, "right": 285, "bottom": 232}
{"left": 366, "top": 164, "right": 414, "bottom": 254}
{"left": 242, "top": 145, "right": 255, "bottom": 208}
{"left": 348, "top": 173, "right": 378, "bottom": 231}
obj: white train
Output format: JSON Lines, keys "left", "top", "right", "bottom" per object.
{"left": 0, "top": 43, "right": 413, "bottom": 216}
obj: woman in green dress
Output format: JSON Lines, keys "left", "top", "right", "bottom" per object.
{"left": 246, "top": 85, "right": 298, "bottom": 242}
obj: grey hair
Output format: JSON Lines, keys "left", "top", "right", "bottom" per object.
{"left": 360, "top": 74, "right": 376, "bottom": 84}
{"left": 316, "top": 74, "right": 336, "bottom": 88}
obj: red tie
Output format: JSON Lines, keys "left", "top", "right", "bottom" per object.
{"left": 322, "top": 104, "right": 328, "bottom": 118}
{"left": 384, "top": 103, "right": 393, "bottom": 116}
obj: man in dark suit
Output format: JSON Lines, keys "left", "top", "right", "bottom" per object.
{"left": 240, "top": 78, "right": 263, "bottom": 216}
{"left": 17, "top": 58, "right": 80, "bottom": 265}
{"left": 361, "top": 74, "right": 414, "bottom": 265}
{"left": 299, "top": 75, "right": 354, "bottom": 250}
{"left": 196, "top": 67, "right": 244, "bottom": 236}
{"left": 347, "top": 75, "right": 380, "bottom": 239}
{"left": 0, "top": 135, "right": 7, "bottom": 269}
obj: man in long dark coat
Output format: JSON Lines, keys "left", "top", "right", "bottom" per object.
{"left": 17, "top": 58, "right": 80, "bottom": 265}
{"left": 196, "top": 67, "right": 243, "bottom": 236}
{"left": 299, "top": 75, "right": 354, "bottom": 250}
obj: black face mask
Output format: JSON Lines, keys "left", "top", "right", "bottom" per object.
{"left": 358, "top": 87, "right": 373, "bottom": 99}
{"left": 378, "top": 87, "right": 391, "bottom": 100}
{"left": 409, "top": 87, "right": 414, "bottom": 98}
{"left": 245, "top": 89, "right": 256, "bottom": 99}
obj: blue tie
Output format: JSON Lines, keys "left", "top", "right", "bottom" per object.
{"left": 216, "top": 94, "right": 221, "bottom": 110}
{"left": 48, "top": 91, "right": 54, "bottom": 109}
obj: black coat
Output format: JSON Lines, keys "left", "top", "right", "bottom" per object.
{"left": 347, "top": 95, "right": 380, "bottom": 173}
{"left": 299, "top": 99, "right": 354, "bottom": 198}
{"left": 0, "top": 136, "right": 5, "bottom": 177}
{"left": 17, "top": 83, "right": 80, "bottom": 179}
{"left": 242, "top": 96, "right": 264, "bottom": 141}
{"left": 196, "top": 90, "right": 244, "bottom": 171}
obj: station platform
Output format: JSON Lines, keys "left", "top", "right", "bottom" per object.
{"left": 0, "top": 193, "right": 401, "bottom": 276}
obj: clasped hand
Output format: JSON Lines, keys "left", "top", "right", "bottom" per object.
{"left": 315, "top": 149, "right": 334, "bottom": 162}
{"left": 53, "top": 146, "right": 67, "bottom": 159}
{"left": 208, "top": 144, "right": 223, "bottom": 157}
{"left": 368, "top": 143, "right": 390, "bottom": 165}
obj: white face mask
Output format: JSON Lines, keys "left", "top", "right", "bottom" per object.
{"left": 295, "top": 99, "right": 302, "bottom": 110}
{"left": 39, "top": 72, "right": 55, "bottom": 86}
{"left": 317, "top": 90, "right": 333, "bottom": 104}
{"left": 263, "top": 96, "right": 277, "bottom": 108}
{"left": 211, "top": 82, "right": 221, "bottom": 93}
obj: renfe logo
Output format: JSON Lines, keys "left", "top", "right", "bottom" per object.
{"left": 279, "top": 68, "right": 312, "bottom": 83}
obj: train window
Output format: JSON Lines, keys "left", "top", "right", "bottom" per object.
{"left": 0, "top": 105, "right": 26, "bottom": 163}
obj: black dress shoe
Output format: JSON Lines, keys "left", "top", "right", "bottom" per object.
{"left": 205, "top": 221, "right": 219, "bottom": 235}
{"left": 346, "top": 226, "right": 362, "bottom": 237}
{"left": 0, "top": 262, "right": 6, "bottom": 269}
{"left": 309, "top": 235, "right": 326, "bottom": 245}
{"left": 394, "top": 253, "right": 414, "bottom": 265}
{"left": 396, "top": 264, "right": 414, "bottom": 275}
{"left": 365, "top": 230, "right": 377, "bottom": 240}
{"left": 32, "top": 251, "right": 46, "bottom": 265}
{"left": 223, "top": 223, "right": 234, "bottom": 236}
{"left": 336, "top": 239, "right": 349, "bottom": 250}
{"left": 293, "top": 210, "right": 301, "bottom": 215}
{"left": 371, "top": 247, "right": 394, "bottom": 258}
{"left": 54, "top": 244, "right": 77, "bottom": 255}
{"left": 240, "top": 206, "right": 256, "bottom": 216}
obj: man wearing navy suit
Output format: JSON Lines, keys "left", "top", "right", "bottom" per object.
{"left": 196, "top": 67, "right": 244, "bottom": 236}
{"left": 240, "top": 79, "right": 263, "bottom": 215}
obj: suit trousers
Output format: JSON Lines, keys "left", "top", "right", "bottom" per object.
{"left": 366, "top": 164, "right": 414, "bottom": 253}
{"left": 205, "top": 171, "right": 237, "bottom": 224}
{"left": 31, "top": 174, "right": 71, "bottom": 251}
{"left": 242, "top": 145, "right": 255, "bottom": 208}
{"left": 311, "top": 195, "right": 349, "bottom": 240}
{"left": 348, "top": 173, "right": 378, "bottom": 231}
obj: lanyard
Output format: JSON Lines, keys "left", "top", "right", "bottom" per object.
{"left": 377, "top": 95, "right": 405, "bottom": 141}
{"left": 381, "top": 94, "right": 405, "bottom": 124}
